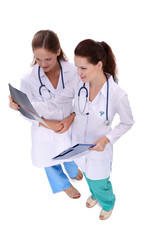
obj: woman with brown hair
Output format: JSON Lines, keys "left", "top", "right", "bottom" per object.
{"left": 9, "top": 30, "right": 83, "bottom": 199}
{"left": 72, "top": 39, "right": 134, "bottom": 219}
{"left": 29, "top": 38, "right": 134, "bottom": 220}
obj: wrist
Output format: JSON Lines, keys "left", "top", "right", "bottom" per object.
{"left": 39, "top": 118, "right": 49, "bottom": 129}
{"left": 70, "top": 112, "right": 76, "bottom": 119}
{"left": 104, "top": 136, "right": 110, "bottom": 144}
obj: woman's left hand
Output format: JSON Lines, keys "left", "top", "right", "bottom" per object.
{"left": 89, "top": 136, "right": 110, "bottom": 152}
{"left": 56, "top": 113, "right": 76, "bottom": 134}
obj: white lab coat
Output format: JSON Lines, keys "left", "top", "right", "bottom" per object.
{"left": 33, "top": 74, "right": 134, "bottom": 179}
{"left": 71, "top": 76, "right": 134, "bottom": 180}
{"left": 20, "top": 61, "right": 77, "bottom": 167}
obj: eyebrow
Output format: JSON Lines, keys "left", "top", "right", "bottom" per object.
{"left": 75, "top": 64, "right": 86, "bottom": 68}
{"left": 35, "top": 57, "right": 52, "bottom": 60}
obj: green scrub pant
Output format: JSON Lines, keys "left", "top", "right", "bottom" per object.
{"left": 84, "top": 173, "right": 115, "bottom": 211}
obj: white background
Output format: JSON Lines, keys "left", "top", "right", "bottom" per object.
{"left": 1, "top": 0, "right": 160, "bottom": 239}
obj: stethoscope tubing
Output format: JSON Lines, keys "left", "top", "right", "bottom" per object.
{"left": 78, "top": 75, "right": 110, "bottom": 124}
{"left": 106, "top": 75, "right": 109, "bottom": 122}
{"left": 78, "top": 83, "right": 88, "bottom": 115}
{"left": 38, "top": 59, "right": 64, "bottom": 97}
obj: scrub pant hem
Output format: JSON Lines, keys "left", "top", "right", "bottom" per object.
{"left": 63, "top": 161, "right": 78, "bottom": 179}
{"left": 84, "top": 173, "right": 115, "bottom": 211}
{"left": 45, "top": 162, "right": 78, "bottom": 194}
{"left": 102, "top": 203, "right": 115, "bottom": 211}
{"left": 60, "top": 182, "right": 71, "bottom": 192}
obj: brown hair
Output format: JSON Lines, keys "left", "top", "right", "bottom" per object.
{"left": 32, "top": 30, "right": 67, "bottom": 65}
{"left": 74, "top": 39, "right": 118, "bottom": 82}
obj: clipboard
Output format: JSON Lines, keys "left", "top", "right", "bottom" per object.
{"left": 52, "top": 144, "right": 95, "bottom": 160}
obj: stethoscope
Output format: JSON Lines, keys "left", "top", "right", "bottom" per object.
{"left": 78, "top": 75, "right": 110, "bottom": 126}
{"left": 38, "top": 59, "right": 64, "bottom": 100}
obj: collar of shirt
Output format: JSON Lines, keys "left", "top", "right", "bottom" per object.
{"left": 100, "top": 75, "right": 114, "bottom": 99}
{"left": 34, "top": 61, "right": 73, "bottom": 93}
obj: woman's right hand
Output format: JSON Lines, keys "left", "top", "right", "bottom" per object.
{"left": 8, "top": 95, "right": 20, "bottom": 110}
{"left": 9, "top": 95, "right": 64, "bottom": 132}
{"left": 40, "top": 119, "right": 64, "bottom": 132}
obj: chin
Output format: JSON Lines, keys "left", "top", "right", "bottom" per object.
{"left": 43, "top": 67, "right": 50, "bottom": 72}
{"left": 82, "top": 79, "right": 89, "bottom": 83}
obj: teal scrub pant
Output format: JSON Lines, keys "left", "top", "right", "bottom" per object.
{"left": 45, "top": 161, "right": 78, "bottom": 193}
{"left": 84, "top": 173, "right": 115, "bottom": 211}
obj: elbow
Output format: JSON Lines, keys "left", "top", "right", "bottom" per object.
{"left": 124, "top": 120, "right": 135, "bottom": 131}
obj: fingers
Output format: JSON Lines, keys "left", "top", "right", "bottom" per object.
{"left": 57, "top": 125, "right": 68, "bottom": 134}
{"left": 54, "top": 123, "right": 64, "bottom": 133}
{"left": 57, "top": 129, "right": 66, "bottom": 134}
{"left": 89, "top": 144, "right": 105, "bottom": 152}
{"left": 8, "top": 95, "right": 19, "bottom": 110}
{"left": 56, "top": 121, "right": 70, "bottom": 133}
{"left": 8, "top": 95, "right": 12, "bottom": 101}
{"left": 89, "top": 137, "right": 109, "bottom": 151}
{"left": 89, "top": 144, "right": 97, "bottom": 151}
{"left": 56, "top": 122, "right": 63, "bottom": 127}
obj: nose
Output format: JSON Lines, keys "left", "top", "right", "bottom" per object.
{"left": 77, "top": 68, "right": 82, "bottom": 76}
{"left": 41, "top": 61, "right": 47, "bottom": 67}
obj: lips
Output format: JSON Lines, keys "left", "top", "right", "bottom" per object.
{"left": 42, "top": 66, "right": 49, "bottom": 71}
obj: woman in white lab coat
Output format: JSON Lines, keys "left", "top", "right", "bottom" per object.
{"left": 9, "top": 30, "right": 83, "bottom": 199}
{"left": 72, "top": 39, "right": 134, "bottom": 219}
{"left": 32, "top": 39, "right": 134, "bottom": 219}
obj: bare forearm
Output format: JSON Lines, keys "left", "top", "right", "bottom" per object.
{"left": 56, "top": 112, "right": 76, "bottom": 134}
{"left": 39, "top": 119, "right": 63, "bottom": 132}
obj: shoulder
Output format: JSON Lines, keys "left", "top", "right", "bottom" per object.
{"left": 21, "top": 64, "right": 38, "bottom": 83}
{"left": 109, "top": 76, "right": 127, "bottom": 103}
{"left": 20, "top": 64, "right": 39, "bottom": 92}
{"left": 61, "top": 61, "right": 77, "bottom": 74}
{"left": 60, "top": 61, "right": 77, "bottom": 84}
{"left": 61, "top": 60, "right": 76, "bottom": 69}
{"left": 109, "top": 76, "right": 126, "bottom": 97}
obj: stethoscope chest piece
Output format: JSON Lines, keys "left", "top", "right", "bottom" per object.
{"left": 104, "top": 120, "right": 110, "bottom": 126}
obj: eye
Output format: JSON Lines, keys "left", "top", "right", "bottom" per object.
{"left": 46, "top": 58, "right": 52, "bottom": 61}
{"left": 81, "top": 67, "right": 87, "bottom": 70}
{"left": 36, "top": 58, "right": 41, "bottom": 61}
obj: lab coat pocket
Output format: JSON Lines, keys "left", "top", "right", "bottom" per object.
{"left": 86, "top": 144, "right": 113, "bottom": 179}
{"left": 32, "top": 125, "right": 54, "bottom": 142}
{"left": 90, "top": 142, "right": 113, "bottom": 161}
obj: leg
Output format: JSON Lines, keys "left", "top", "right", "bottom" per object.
{"left": 63, "top": 161, "right": 78, "bottom": 178}
{"left": 63, "top": 161, "right": 83, "bottom": 180}
{"left": 84, "top": 173, "right": 98, "bottom": 208}
{"left": 45, "top": 165, "right": 80, "bottom": 198}
{"left": 90, "top": 177, "right": 115, "bottom": 211}
{"left": 84, "top": 173, "right": 115, "bottom": 215}
{"left": 84, "top": 173, "right": 97, "bottom": 200}
{"left": 44, "top": 165, "right": 71, "bottom": 194}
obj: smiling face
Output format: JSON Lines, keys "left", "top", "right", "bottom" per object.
{"left": 74, "top": 56, "right": 103, "bottom": 83}
{"left": 33, "top": 48, "right": 60, "bottom": 73}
